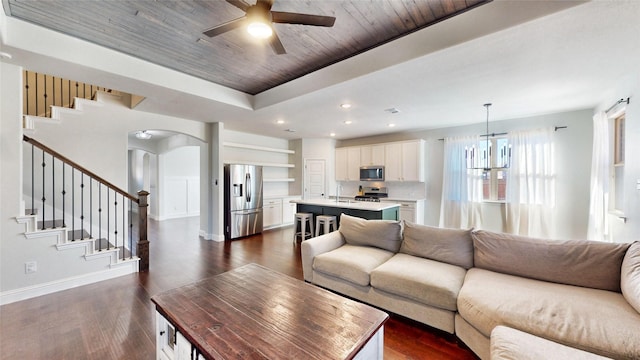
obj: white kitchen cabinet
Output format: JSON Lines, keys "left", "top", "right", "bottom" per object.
{"left": 281, "top": 196, "right": 299, "bottom": 225}
{"left": 263, "top": 198, "right": 283, "bottom": 228}
{"left": 384, "top": 140, "right": 425, "bottom": 182}
{"left": 384, "top": 143, "right": 402, "bottom": 181}
{"left": 360, "top": 144, "right": 385, "bottom": 166}
{"left": 156, "top": 312, "right": 205, "bottom": 360}
{"left": 335, "top": 147, "right": 361, "bottom": 181}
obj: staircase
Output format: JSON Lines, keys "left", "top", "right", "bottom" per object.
{"left": 8, "top": 71, "right": 150, "bottom": 304}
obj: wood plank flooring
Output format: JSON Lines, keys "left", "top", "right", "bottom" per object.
{"left": 0, "top": 217, "right": 478, "bottom": 359}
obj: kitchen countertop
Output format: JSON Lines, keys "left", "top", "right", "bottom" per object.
{"left": 336, "top": 195, "right": 426, "bottom": 202}
{"left": 291, "top": 198, "right": 400, "bottom": 211}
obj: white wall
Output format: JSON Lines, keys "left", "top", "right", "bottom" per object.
{"left": 158, "top": 146, "right": 200, "bottom": 220}
{"left": 339, "top": 109, "right": 593, "bottom": 240}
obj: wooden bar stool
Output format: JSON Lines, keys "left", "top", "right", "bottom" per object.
{"left": 315, "top": 215, "right": 337, "bottom": 237}
{"left": 293, "top": 213, "right": 314, "bottom": 243}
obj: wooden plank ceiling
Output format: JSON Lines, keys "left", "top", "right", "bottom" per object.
{"left": 5, "top": 0, "right": 489, "bottom": 95}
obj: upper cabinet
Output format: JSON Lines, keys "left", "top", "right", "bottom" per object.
{"left": 336, "top": 139, "right": 425, "bottom": 182}
{"left": 385, "top": 140, "right": 425, "bottom": 182}
{"left": 360, "top": 144, "right": 385, "bottom": 166}
{"left": 335, "top": 147, "right": 361, "bottom": 181}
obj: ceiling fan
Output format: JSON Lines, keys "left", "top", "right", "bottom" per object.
{"left": 203, "top": 0, "right": 336, "bottom": 55}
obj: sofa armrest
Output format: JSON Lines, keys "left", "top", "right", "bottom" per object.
{"left": 301, "top": 231, "right": 345, "bottom": 282}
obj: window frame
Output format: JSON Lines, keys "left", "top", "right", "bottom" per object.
{"left": 610, "top": 113, "right": 625, "bottom": 213}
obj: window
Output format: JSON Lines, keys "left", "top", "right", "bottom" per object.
{"left": 468, "top": 137, "right": 510, "bottom": 202}
{"left": 612, "top": 114, "right": 625, "bottom": 212}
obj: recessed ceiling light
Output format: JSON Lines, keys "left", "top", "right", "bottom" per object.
{"left": 276, "top": 119, "right": 285, "bottom": 124}
{"left": 344, "top": 120, "right": 352, "bottom": 125}
{"left": 385, "top": 107, "right": 400, "bottom": 114}
{"left": 285, "top": 129, "right": 296, "bottom": 133}
{"left": 340, "top": 103, "right": 352, "bottom": 109}
{"left": 330, "top": 132, "right": 336, "bottom": 137}
{"left": 388, "top": 123, "right": 396, "bottom": 128}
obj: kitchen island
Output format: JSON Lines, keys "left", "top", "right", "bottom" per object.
{"left": 293, "top": 198, "right": 400, "bottom": 225}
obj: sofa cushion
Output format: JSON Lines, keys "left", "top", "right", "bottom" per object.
{"left": 621, "top": 241, "right": 640, "bottom": 314}
{"left": 313, "top": 244, "right": 394, "bottom": 286}
{"left": 472, "top": 230, "right": 630, "bottom": 292}
{"left": 490, "top": 326, "right": 612, "bottom": 360}
{"left": 370, "top": 253, "right": 466, "bottom": 311}
{"left": 458, "top": 268, "right": 640, "bottom": 359}
{"left": 399, "top": 221, "right": 473, "bottom": 269}
{"left": 338, "top": 214, "right": 402, "bottom": 252}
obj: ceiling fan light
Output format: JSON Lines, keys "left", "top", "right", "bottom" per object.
{"left": 247, "top": 21, "right": 272, "bottom": 39}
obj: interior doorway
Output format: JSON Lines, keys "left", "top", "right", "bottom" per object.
{"left": 304, "top": 159, "right": 326, "bottom": 199}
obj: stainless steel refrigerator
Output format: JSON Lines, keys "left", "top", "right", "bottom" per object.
{"left": 224, "top": 164, "right": 263, "bottom": 240}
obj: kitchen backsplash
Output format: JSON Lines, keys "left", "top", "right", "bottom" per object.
{"left": 338, "top": 181, "right": 426, "bottom": 200}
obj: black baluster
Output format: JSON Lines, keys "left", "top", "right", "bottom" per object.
{"left": 59, "top": 77, "right": 63, "bottom": 109}
{"left": 83, "top": 83, "right": 86, "bottom": 99}
{"left": 25, "top": 71, "right": 30, "bottom": 116}
{"left": 31, "top": 143, "right": 35, "bottom": 215}
{"left": 80, "top": 173, "right": 85, "bottom": 239}
{"left": 68, "top": 80, "right": 71, "bottom": 108}
{"left": 44, "top": 75, "right": 48, "bottom": 117}
{"left": 41, "top": 149, "right": 45, "bottom": 230}
{"left": 35, "top": 73, "right": 39, "bottom": 116}
{"left": 52, "top": 76, "right": 55, "bottom": 110}
{"left": 75, "top": 81, "right": 79, "bottom": 100}
{"left": 52, "top": 154, "right": 55, "bottom": 228}
{"left": 62, "top": 164, "right": 66, "bottom": 227}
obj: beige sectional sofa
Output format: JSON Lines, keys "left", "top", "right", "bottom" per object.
{"left": 300, "top": 214, "right": 640, "bottom": 359}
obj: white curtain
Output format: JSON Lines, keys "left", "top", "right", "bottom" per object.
{"left": 587, "top": 111, "right": 610, "bottom": 241}
{"left": 439, "top": 135, "right": 483, "bottom": 229}
{"left": 505, "top": 128, "right": 555, "bottom": 238}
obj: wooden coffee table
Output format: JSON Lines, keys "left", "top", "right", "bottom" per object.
{"left": 151, "top": 263, "right": 388, "bottom": 360}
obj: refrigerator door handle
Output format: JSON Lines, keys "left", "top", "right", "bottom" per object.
{"left": 246, "top": 173, "right": 251, "bottom": 203}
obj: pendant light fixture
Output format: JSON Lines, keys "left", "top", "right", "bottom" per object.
{"left": 466, "top": 103, "right": 511, "bottom": 171}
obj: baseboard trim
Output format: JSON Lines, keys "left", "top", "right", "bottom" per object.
{"left": 0, "top": 263, "right": 138, "bottom": 305}
{"left": 199, "top": 230, "right": 224, "bottom": 242}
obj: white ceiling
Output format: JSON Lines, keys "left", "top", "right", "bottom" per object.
{"left": 2, "top": 1, "right": 639, "bottom": 140}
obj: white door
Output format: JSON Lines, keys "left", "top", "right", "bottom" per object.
{"left": 304, "top": 159, "right": 326, "bottom": 199}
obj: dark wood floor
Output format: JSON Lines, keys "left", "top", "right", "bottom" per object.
{"left": 0, "top": 217, "right": 478, "bottom": 359}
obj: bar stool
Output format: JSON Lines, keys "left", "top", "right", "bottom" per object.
{"left": 293, "top": 213, "right": 314, "bottom": 243}
{"left": 315, "top": 215, "right": 337, "bottom": 237}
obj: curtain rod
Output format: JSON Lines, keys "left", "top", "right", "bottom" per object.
{"left": 437, "top": 126, "right": 567, "bottom": 141}
{"left": 605, "top": 97, "right": 630, "bottom": 113}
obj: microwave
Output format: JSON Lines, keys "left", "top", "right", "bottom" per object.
{"left": 360, "top": 166, "right": 384, "bottom": 181}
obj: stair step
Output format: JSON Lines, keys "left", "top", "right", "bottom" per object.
{"left": 25, "top": 209, "right": 38, "bottom": 216}
{"left": 37, "top": 219, "right": 65, "bottom": 229}
{"left": 68, "top": 229, "right": 91, "bottom": 241}
{"left": 94, "top": 239, "right": 132, "bottom": 258}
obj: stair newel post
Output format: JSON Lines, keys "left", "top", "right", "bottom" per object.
{"left": 62, "top": 163, "right": 66, "bottom": 227}
{"left": 137, "top": 190, "right": 150, "bottom": 271}
{"left": 72, "top": 167, "right": 75, "bottom": 239}
{"left": 107, "top": 190, "right": 110, "bottom": 250}
{"left": 98, "top": 183, "right": 102, "bottom": 251}
{"left": 129, "top": 199, "right": 133, "bottom": 259}
{"left": 31, "top": 143, "right": 35, "bottom": 215}
{"left": 89, "top": 179, "right": 92, "bottom": 239}
{"left": 122, "top": 195, "right": 125, "bottom": 261}
{"left": 41, "top": 148, "right": 45, "bottom": 230}
{"left": 80, "top": 172, "right": 85, "bottom": 240}
{"left": 114, "top": 190, "right": 118, "bottom": 253}
{"left": 52, "top": 154, "right": 55, "bottom": 228}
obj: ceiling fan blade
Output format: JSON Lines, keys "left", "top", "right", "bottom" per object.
{"left": 271, "top": 11, "right": 336, "bottom": 27}
{"left": 269, "top": 30, "right": 286, "bottom": 55}
{"left": 225, "top": 0, "right": 251, "bottom": 12}
{"left": 203, "top": 17, "right": 247, "bottom": 37}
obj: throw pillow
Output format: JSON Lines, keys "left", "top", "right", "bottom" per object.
{"left": 621, "top": 241, "right": 640, "bottom": 313}
{"left": 338, "top": 213, "right": 402, "bottom": 252}
{"left": 399, "top": 221, "right": 474, "bottom": 269}
{"left": 472, "top": 230, "right": 631, "bottom": 292}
